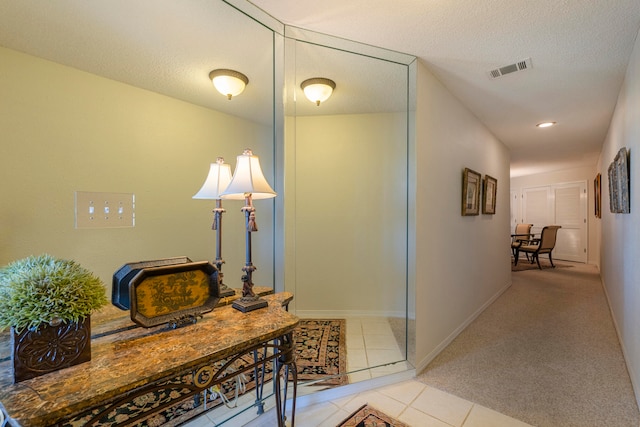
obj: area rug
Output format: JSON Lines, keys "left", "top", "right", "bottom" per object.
{"left": 336, "top": 404, "right": 408, "bottom": 427}
{"left": 295, "top": 318, "right": 348, "bottom": 386}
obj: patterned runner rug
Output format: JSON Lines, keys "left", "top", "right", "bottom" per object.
{"left": 336, "top": 404, "right": 408, "bottom": 427}
{"left": 295, "top": 318, "right": 347, "bottom": 386}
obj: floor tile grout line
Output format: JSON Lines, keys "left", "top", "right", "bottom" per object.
{"left": 459, "top": 403, "right": 475, "bottom": 427}
{"left": 392, "top": 382, "right": 427, "bottom": 425}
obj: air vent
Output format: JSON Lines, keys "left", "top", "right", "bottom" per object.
{"left": 489, "top": 57, "right": 532, "bottom": 79}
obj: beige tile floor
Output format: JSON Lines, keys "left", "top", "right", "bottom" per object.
{"left": 186, "top": 317, "right": 533, "bottom": 426}
{"left": 344, "top": 316, "right": 409, "bottom": 383}
{"left": 243, "top": 378, "right": 533, "bottom": 427}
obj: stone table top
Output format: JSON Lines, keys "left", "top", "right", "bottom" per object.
{"left": 0, "top": 289, "right": 297, "bottom": 427}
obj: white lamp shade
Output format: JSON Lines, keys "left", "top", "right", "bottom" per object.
{"left": 220, "top": 149, "right": 276, "bottom": 200}
{"left": 209, "top": 69, "right": 248, "bottom": 100}
{"left": 192, "top": 159, "right": 233, "bottom": 200}
{"left": 301, "top": 78, "right": 335, "bottom": 106}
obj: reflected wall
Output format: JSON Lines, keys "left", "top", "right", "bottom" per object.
{"left": 282, "top": 27, "right": 416, "bottom": 381}
{"left": 0, "top": 0, "right": 278, "bottom": 298}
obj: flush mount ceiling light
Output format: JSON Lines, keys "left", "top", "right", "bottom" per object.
{"left": 536, "top": 121, "right": 557, "bottom": 128}
{"left": 301, "top": 78, "right": 336, "bottom": 106}
{"left": 209, "top": 69, "right": 249, "bottom": 100}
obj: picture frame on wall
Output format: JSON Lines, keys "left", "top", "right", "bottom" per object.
{"left": 608, "top": 147, "right": 630, "bottom": 214}
{"left": 482, "top": 175, "right": 497, "bottom": 214}
{"left": 594, "top": 173, "right": 601, "bottom": 218}
{"left": 615, "top": 147, "right": 630, "bottom": 213}
{"left": 462, "top": 167, "right": 481, "bottom": 216}
{"left": 608, "top": 161, "right": 618, "bottom": 213}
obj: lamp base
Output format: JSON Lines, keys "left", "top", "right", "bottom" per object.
{"left": 232, "top": 296, "right": 268, "bottom": 313}
{"left": 219, "top": 286, "right": 235, "bottom": 298}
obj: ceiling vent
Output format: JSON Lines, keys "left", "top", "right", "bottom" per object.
{"left": 489, "top": 58, "right": 532, "bottom": 79}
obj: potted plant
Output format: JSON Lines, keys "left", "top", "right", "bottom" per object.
{"left": 0, "top": 254, "right": 108, "bottom": 382}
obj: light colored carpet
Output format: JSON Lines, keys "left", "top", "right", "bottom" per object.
{"left": 511, "top": 256, "right": 574, "bottom": 272}
{"left": 417, "top": 262, "right": 639, "bottom": 427}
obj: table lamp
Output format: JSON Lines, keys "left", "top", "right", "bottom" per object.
{"left": 220, "top": 148, "right": 276, "bottom": 312}
{"left": 192, "top": 157, "right": 236, "bottom": 298}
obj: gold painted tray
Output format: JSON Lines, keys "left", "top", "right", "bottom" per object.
{"left": 127, "top": 260, "right": 220, "bottom": 328}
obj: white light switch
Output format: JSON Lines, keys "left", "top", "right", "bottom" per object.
{"left": 75, "top": 191, "right": 135, "bottom": 229}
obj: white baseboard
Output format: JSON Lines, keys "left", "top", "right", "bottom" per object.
{"left": 600, "top": 276, "right": 640, "bottom": 410}
{"left": 414, "top": 281, "right": 512, "bottom": 373}
{"left": 294, "top": 309, "right": 406, "bottom": 318}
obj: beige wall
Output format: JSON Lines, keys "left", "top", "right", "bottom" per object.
{"left": 510, "top": 165, "right": 599, "bottom": 265}
{"left": 288, "top": 112, "right": 408, "bottom": 317}
{"left": 598, "top": 25, "right": 640, "bottom": 406}
{"left": 413, "top": 61, "right": 512, "bottom": 372}
{"left": 0, "top": 46, "right": 276, "bottom": 291}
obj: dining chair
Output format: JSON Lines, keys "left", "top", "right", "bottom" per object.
{"left": 511, "top": 223, "right": 533, "bottom": 258}
{"left": 514, "top": 225, "right": 562, "bottom": 269}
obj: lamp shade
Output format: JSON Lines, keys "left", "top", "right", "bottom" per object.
{"left": 209, "top": 69, "right": 249, "bottom": 100}
{"left": 192, "top": 157, "right": 232, "bottom": 200}
{"left": 301, "top": 77, "right": 335, "bottom": 106}
{"left": 220, "top": 149, "right": 276, "bottom": 200}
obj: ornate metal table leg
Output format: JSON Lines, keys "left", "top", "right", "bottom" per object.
{"left": 253, "top": 345, "right": 267, "bottom": 415}
{"left": 275, "top": 332, "right": 297, "bottom": 427}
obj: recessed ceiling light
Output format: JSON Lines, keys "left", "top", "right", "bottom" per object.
{"left": 536, "top": 121, "right": 556, "bottom": 128}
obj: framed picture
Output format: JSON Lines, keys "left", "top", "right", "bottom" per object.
{"left": 615, "top": 147, "right": 630, "bottom": 213}
{"left": 462, "top": 167, "right": 481, "bottom": 216}
{"left": 594, "top": 173, "right": 601, "bottom": 218}
{"left": 608, "top": 147, "right": 630, "bottom": 214}
{"left": 482, "top": 175, "right": 497, "bottom": 214}
{"left": 608, "top": 161, "right": 617, "bottom": 213}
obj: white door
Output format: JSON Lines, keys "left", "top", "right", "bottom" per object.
{"left": 521, "top": 182, "right": 587, "bottom": 263}
{"left": 553, "top": 182, "right": 587, "bottom": 262}
{"left": 510, "top": 191, "right": 520, "bottom": 230}
{"left": 522, "top": 186, "right": 552, "bottom": 236}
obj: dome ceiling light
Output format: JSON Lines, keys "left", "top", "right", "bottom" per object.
{"left": 209, "top": 69, "right": 249, "bottom": 100}
{"left": 301, "top": 77, "right": 335, "bottom": 106}
{"left": 536, "top": 121, "right": 556, "bottom": 128}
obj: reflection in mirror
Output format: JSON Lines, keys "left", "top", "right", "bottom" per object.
{"left": 0, "top": 0, "right": 279, "bottom": 291}
{"left": 283, "top": 27, "right": 416, "bottom": 392}
{"left": 0, "top": 1, "right": 280, "bottom": 424}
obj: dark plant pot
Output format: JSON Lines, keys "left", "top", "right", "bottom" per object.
{"left": 11, "top": 316, "right": 91, "bottom": 383}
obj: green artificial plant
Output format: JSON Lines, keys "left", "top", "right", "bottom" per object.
{"left": 0, "top": 254, "right": 108, "bottom": 333}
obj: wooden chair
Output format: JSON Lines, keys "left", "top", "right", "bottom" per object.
{"left": 511, "top": 223, "right": 533, "bottom": 258}
{"left": 514, "top": 225, "right": 562, "bottom": 269}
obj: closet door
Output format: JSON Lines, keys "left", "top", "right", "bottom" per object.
{"left": 510, "top": 191, "right": 521, "bottom": 230}
{"left": 553, "top": 182, "right": 587, "bottom": 262}
{"left": 521, "top": 182, "right": 587, "bottom": 263}
{"left": 522, "top": 186, "right": 552, "bottom": 236}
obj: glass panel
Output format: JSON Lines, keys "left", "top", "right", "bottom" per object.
{"left": 284, "top": 27, "right": 415, "bottom": 388}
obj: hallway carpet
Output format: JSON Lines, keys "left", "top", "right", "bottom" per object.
{"left": 417, "top": 262, "right": 639, "bottom": 427}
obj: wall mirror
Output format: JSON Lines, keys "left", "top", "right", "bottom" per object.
{"left": 0, "top": 0, "right": 416, "bottom": 423}
{"left": 0, "top": 1, "right": 280, "bottom": 424}
{"left": 282, "top": 26, "right": 416, "bottom": 393}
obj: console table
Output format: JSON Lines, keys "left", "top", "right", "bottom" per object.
{"left": 0, "top": 290, "right": 298, "bottom": 427}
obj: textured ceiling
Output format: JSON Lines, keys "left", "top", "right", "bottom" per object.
{"left": 1, "top": 1, "right": 639, "bottom": 177}
{"left": 253, "top": 0, "right": 640, "bottom": 177}
{"left": 0, "top": 1, "right": 276, "bottom": 125}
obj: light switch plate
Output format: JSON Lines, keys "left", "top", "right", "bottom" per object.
{"left": 75, "top": 191, "right": 135, "bottom": 229}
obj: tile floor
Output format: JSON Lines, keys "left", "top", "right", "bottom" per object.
{"left": 186, "top": 316, "right": 533, "bottom": 426}
{"left": 343, "top": 316, "right": 409, "bottom": 383}
{"left": 243, "top": 377, "right": 533, "bottom": 427}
